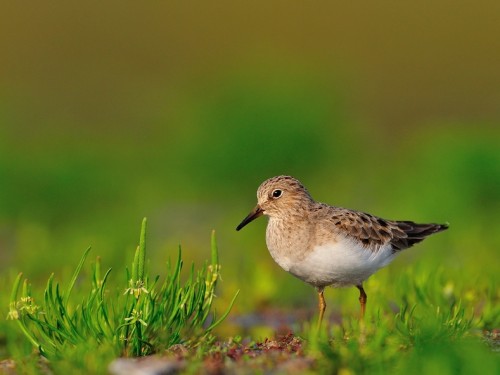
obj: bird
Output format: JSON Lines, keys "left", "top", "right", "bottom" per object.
{"left": 236, "top": 175, "right": 448, "bottom": 327}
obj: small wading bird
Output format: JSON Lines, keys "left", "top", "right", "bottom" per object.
{"left": 236, "top": 176, "right": 448, "bottom": 327}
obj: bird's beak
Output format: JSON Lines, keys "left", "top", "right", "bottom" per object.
{"left": 236, "top": 205, "right": 263, "bottom": 231}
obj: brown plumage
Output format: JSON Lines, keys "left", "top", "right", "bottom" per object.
{"left": 326, "top": 206, "right": 448, "bottom": 252}
{"left": 236, "top": 175, "right": 448, "bottom": 327}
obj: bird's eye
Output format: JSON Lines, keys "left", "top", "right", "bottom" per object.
{"left": 272, "top": 189, "right": 282, "bottom": 198}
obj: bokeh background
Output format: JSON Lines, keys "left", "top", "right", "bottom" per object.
{"left": 1, "top": 1, "right": 499, "bottom": 339}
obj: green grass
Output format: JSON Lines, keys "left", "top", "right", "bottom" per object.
{"left": 201, "top": 265, "right": 497, "bottom": 375}
{"left": 1, "top": 123, "right": 498, "bottom": 373}
{"left": 6, "top": 218, "right": 238, "bottom": 369}
{"left": 304, "top": 310, "right": 498, "bottom": 375}
{"left": 306, "top": 295, "right": 498, "bottom": 374}
{"left": 289, "top": 263, "right": 497, "bottom": 374}
{"left": 3, "top": 222, "right": 499, "bottom": 374}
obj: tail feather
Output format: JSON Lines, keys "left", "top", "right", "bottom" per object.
{"left": 391, "top": 221, "right": 448, "bottom": 251}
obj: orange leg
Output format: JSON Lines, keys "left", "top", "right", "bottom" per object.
{"left": 357, "top": 284, "right": 367, "bottom": 319}
{"left": 317, "top": 287, "right": 326, "bottom": 329}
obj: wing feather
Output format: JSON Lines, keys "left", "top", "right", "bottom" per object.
{"left": 324, "top": 206, "right": 448, "bottom": 253}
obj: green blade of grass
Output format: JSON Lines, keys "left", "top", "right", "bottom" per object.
{"left": 9, "top": 272, "right": 23, "bottom": 305}
{"left": 64, "top": 247, "right": 91, "bottom": 309}
{"left": 206, "top": 289, "right": 240, "bottom": 331}
{"left": 138, "top": 217, "right": 147, "bottom": 281}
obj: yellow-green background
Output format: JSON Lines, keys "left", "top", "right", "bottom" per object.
{"left": 1, "top": 1, "right": 499, "bottom": 342}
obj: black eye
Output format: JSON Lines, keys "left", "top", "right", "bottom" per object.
{"left": 272, "top": 189, "right": 282, "bottom": 198}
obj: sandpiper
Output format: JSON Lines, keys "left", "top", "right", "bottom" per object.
{"left": 236, "top": 175, "right": 448, "bottom": 327}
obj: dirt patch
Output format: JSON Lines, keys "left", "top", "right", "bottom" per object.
{"left": 201, "top": 331, "right": 312, "bottom": 375}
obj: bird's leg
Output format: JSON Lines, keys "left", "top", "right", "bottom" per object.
{"left": 356, "top": 284, "right": 367, "bottom": 319}
{"left": 317, "top": 287, "right": 326, "bottom": 329}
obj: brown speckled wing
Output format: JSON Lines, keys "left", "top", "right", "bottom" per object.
{"left": 389, "top": 220, "right": 448, "bottom": 251}
{"left": 327, "top": 207, "right": 448, "bottom": 252}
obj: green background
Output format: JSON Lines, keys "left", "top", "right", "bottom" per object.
{"left": 1, "top": 0, "right": 499, "bottom": 367}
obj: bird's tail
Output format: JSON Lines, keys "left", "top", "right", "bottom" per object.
{"left": 391, "top": 221, "right": 448, "bottom": 251}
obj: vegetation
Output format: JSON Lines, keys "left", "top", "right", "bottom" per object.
{"left": 6, "top": 219, "right": 238, "bottom": 370}
{"left": 1, "top": 46, "right": 498, "bottom": 375}
{"left": 3, "top": 218, "right": 499, "bottom": 373}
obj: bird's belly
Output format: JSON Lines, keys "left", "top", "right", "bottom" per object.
{"left": 285, "top": 239, "right": 395, "bottom": 288}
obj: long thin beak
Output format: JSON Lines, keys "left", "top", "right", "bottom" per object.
{"left": 236, "top": 205, "right": 263, "bottom": 231}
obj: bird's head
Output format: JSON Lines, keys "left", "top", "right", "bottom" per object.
{"left": 236, "top": 175, "right": 313, "bottom": 231}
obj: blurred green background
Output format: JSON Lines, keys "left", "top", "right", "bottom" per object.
{"left": 1, "top": 0, "right": 499, "bottom": 340}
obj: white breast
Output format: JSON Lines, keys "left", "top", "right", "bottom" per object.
{"left": 287, "top": 237, "right": 395, "bottom": 288}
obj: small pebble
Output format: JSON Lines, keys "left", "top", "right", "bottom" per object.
{"left": 108, "top": 356, "right": 183, "bottom": 375}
